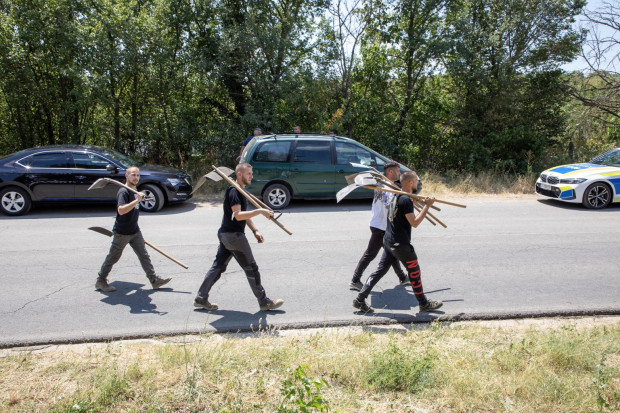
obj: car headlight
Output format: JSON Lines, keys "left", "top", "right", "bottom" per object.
{"left": 166, "top": 178, "right": 182, "bottom": 186}
{"left": 559, "top": 177, "right": 587, "bottom": 184}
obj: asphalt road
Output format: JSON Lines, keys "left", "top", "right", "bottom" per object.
{"left": 1, "top": 195, "right": 619, "bottom": 347}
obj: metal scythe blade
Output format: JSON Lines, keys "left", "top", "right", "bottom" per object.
{"left": 88, "top": 178, "right": 112, "bottom": 191}
{"left": 345, "top": 173, "right": 358, "bottom": 185}
{"left": 190, "top": 175, "right": 207, "bottom": 195}
{"left": 192, "top": 166, "right": 236, "bottom": 194}
{"left": 88, "top": 178, "right": 154, "bottom": 201}
{"left": 207, "top": 166, "right": 235, "bottom": 180}
{"left": 345, "top": 163, "right": 381, "bottom": 185}
{"left": 88, "top": 226, "right": 113, "bottom": 237}
{"left": 354, "top": 173, "right": 380, "bottom": 187}
{"left": 336, "top": 183, "right": 361, "bottom": 203}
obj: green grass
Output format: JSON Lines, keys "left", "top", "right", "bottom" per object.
{"left": 1, "top": 318, "right": 618, "bottom": 412}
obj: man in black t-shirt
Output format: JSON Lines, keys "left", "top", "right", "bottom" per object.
{"left": 353, "top": 171, "right": 443, "bottom": 313}
{"left": 96, "top": 166, "right": 171, "bottom": 292}
{"left": 194, "top": 163, "right": 284, "bottom": 312}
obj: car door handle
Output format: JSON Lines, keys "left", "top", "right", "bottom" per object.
{"left": 338, "top": 169, "right": 345, "bottom": 173}
{"left": 75, "top": 175, "right": 87, "bottom": 180}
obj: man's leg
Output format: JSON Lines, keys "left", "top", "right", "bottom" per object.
{"left": 389, "top": 243, "right": 442, "bottom": 312}
{"left": 128, "top": 231, "right": 171, "bottom": 289}
{"left": 354, "top": 248, "right": 398, "bottom": 312}
{"left": 96, "top": 233, "right": 131, "bottom": 291}
{"left": 390, "top": 260, "right": 408, "bottom": 284}
{"left": 220, "top": 232, "right": 283, "bottom": 310}
{"left": 195, "top": 238, "right": 233, "bottom": 309}
{"left": 351, "top": 227, "right": 384, "bottom": 285}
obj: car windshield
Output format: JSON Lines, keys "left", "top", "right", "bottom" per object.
{"left": 99, "top": 148, "right": 141, "bottom": 168}
{"left": 591, "top": 149, "right": 620, "bottom": 167}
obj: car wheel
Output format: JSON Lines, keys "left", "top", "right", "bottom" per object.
{"left": 139, "top": 184, "right": 165, "bottom": 212}
{"left": 582, "top": 182, "right": 612, "bottom": 209}
{"left": 0, "top": 187, "right": 32, "bottom": 216}
{"left": 263, "top": 183, "right": 291, "bottom": 210}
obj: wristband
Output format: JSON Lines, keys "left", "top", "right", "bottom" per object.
{"left": 252, "top": 228, "right": 258, "bottom": 234}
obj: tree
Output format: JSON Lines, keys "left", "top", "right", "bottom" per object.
{"left": 571, "top": 0, "right": 620, "bottom": 124}
{"left": 0, "top": 0, "right": 93, "bottom": 148}
{"left": 442, "top": 0, "right": 585, "bottom": 172}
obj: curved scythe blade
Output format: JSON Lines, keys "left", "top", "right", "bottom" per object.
{"left": 336, "top": 183, "right": 361, "bottom": 203}
{"left": 191, "top": 166, "right": 236, "bottom": 194}
{"left": 354, "top": 173, "right": 380, "bottom": 187}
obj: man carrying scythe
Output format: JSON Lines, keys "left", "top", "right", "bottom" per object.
{"left": 353, "top": 170, "right": 443, "bottom": 313}
{"left": 95, "top": 166, "right": 172, "bottom": 292}
{"left": 194, "top": 163, "right": 284, "bottom": 312}
{"left": 350, "top": 161, "right": 409, "bottom": 290}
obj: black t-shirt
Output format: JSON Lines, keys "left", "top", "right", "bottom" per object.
{"left": 385, "top": 194, "right": 415, "bottom": 244}
{"left": 219, "top": 186, "right": 247, "bottom": 233}
{"left": 113, "top": 188, "right": 140, "bottom": 235}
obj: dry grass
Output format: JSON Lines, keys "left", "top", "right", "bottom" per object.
{"left": 189, "top": 171, "right": 538, "bottom": 203}
{"left": 419, "top": 171, "right": 538, "bottom": 197}
{"left": 0, "top": 317, "right": 618, "bottom": 412}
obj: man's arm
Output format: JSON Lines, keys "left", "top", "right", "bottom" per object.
{"left": 405, "top": 197, "right": 435, "bottom": 228}
{"left": 231, "top": 204, "right": 272, "bottom": 243}
{"left": 117, "top": 192, "right": 144, "bottom": 215}
{"left": 231, "top": 204, "right": 273, "bottom": 221}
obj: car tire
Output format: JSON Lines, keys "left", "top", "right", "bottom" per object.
{"left": 0, "top": 186, "right": 32, "bottom": 216}
{"left": 582, "top": 182, "right": 612, "bottom": 209}
{"left": 139, "top": 184, "right": 165, "bottom": 212}
{"left": 263, "top": 183, "right": 291, "bottom": 210}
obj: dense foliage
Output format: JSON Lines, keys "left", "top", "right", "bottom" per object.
{"left": 0, "top": 0, "right": 614, "bottom": 173}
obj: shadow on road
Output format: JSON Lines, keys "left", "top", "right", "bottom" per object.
{"left": 369, "top": 286, "right": 413, "bottom": 311}
{"left": 195, "top": 308, "right": 286, "bottom": 334}
{"left": 99, "top": 281, "right": 191, "bottom": 315}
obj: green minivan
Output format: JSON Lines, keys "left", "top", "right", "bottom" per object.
{"left": 240, "top": 133, "right": 415, "bottom": 209}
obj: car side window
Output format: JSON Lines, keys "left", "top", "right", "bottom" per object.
{"left": 72, "top": 152, "right": 110, "bottom": 169}
{"left": 600, "top": 151, "right": 620, "bottom": 166}
{"left": 19, "top": 152, "right": 70, "bottom": 168}
{"left": 293, "top": 141, "right": 332, "bottom": 164}
{"left": 253, "top": 141, "right": 291, "bottom": 163}
{"left": 335, "top": 142, "right": 376, "bottom": 166}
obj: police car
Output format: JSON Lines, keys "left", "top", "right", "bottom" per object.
{"left": 535, "top": 148, "right": 620, "bottom": 209}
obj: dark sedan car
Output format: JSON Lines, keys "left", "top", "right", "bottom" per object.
{"left": 0, "top": 145, "right": 192, "bottom": 216}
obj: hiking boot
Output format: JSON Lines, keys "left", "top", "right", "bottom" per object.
{"left": 150, "top": 276, "right": 171, "bottom": 290}
{"left": 95, "top": 278, "right": 116, "bottom": 292}
{"left": 419, "top": 300, "right": 443, "bottom": 312}
{"left": 353, "top": 298, "right": 373, "bottom": 313}
{"left": 260, "top": 298, "right": 284, "bottom": 311}
{"left": 194, "top": 298, "right": 218, "bottom": 311}
{"left": 349, "top": 280, "right": 363, "bottom": 291}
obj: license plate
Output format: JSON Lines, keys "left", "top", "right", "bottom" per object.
{"left": 540, "top": 183, "right": 551, "bottom": 190}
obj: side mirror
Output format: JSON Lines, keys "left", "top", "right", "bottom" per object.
{"left": 106, "top": 164, "right": 118, "bottom": 172}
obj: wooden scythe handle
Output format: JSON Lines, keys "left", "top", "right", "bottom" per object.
{"left": 363, "top": 185, "right": 467, "bottom": 208}
{"left": 102, "top": 178, "right": 155, "bottom": 201}
{"left": 412, "top": 203, "right": 437, "bottom": 226}
{"left": 373, "top": 177, "right": 440, "bottom": 226}
{"left": 144, "top": 240, "right": 189, "bottom": 269}
{"left": 372, "top": 175, "right": 441, "bottom": 212}
{"left": 211, "top": 166, "right": 293, "bottom": 236}
{"left": 416, "top": 202, "right": 447, "bottom": 228}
